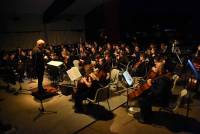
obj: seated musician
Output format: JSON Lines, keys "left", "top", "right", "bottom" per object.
{"left": 194, "top": 44, "right": 200, "bottom": 58}
{"left": 95, "top": 58, "right": 111, "bottom": 85}
{"left": 0, "top": 53, "right": 17, "bottom": 87}
{"left": 148, "top": 47, "right": 158, "bottom": 69}
{"left": 193, "top": 44, "right": 200, "bottom": 93}
{"left": 74, "top": 69, "right": 100, "bottom": 112}
{"left": 128, "top": 57, "right": 173, "bottom": 123}
{"left": 74, "top": 63, "right": 110, "bottom": 113}
{"left": 131, "top": 53, "right": 147, "bottom": 77}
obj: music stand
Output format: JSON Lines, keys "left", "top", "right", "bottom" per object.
{"left": 47, "top": 61, "right": 63, "bottom": 85}
{"left": 66, "top": 67, "right": 82, "bottom": 89}
{"left": 122, "top": 71, "right": 134, "bottom": 109}
{"left": 186, "top": 59, "right": 199, "bottom": 117}
{"left": 66, "top": 67, "right": 82, "bottom": 82}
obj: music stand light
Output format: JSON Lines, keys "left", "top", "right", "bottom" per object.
{"left": 123, "top": 71, "right": 133, "bottom": 87}
{"left": 47, "top": 61, "right": 63, "bottom": 67}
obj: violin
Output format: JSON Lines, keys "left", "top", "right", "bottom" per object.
{"left": 132, "top": 60, "right": 143, "bottom": 71}
{"left": 80, "top": 61, "right": 109, "bottom": 87}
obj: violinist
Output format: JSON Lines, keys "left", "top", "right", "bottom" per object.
{"left": 74, "top": 60, "right": 110, "bottom": 113}
{"left": 131, "top": 53, "right": 147, "bottom": 77}
{"left": 61, "top": 47, "right": 70, "bottom": 69}
{"left": 159, "top": 42, "right": 169, "bottom": 57}
{"left": 131, "top": 45, "right": 141, "bottom": 61}
{"left": 74, "top": 69, "right": 101, "bottom": 113}
{"left": 16, "top": 47, "right": 26, "bottom": 82}
{"left": 148, "top": 47, "right": 158, "bottom": 69}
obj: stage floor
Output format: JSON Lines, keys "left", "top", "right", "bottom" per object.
{"left": 0, "top": 77, "right": 126, "bottom": 134}
{"left": 0, "top": 77, "right": 200, "bottom": 134}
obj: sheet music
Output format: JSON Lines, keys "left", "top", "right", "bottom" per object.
{"left": 67, "top": 67, "right": 82, "bottom": 81}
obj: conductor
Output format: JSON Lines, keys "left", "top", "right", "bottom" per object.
{"left": 32, "top": 39, "right": 46, "bottom": 94}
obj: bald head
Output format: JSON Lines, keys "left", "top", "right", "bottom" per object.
{"left": 36, "top": 39, "right": 45, "bottom": 49}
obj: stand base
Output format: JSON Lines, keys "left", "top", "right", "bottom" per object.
{"left": 14, "top": 86, "right": 32, "bottom": 95}
{"left": 33, "top": 108, "right": 57, "bottom": 121}
{"left": 33, "top": 99, "right": 57, "bottom": 121}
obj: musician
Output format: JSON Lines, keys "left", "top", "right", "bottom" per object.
{"left": 194, "top": 44, "right": 200, "bottom": 58}
{"left": 32, "top": 39, "right": 46, "bottom": 95}
{"left": 159, "top": 43, "right": 168, "bottom": 56}
{"left": 124, "top": 46, "right": 131, "bottom": 61}
{"left": 74, "top": 70, "right": 101, "bottom": 113}
{"left": 131, "top": 53, "right": 147, "bottom": 77}
{"left": 90, "top": 46, "right": 97, "bottom": 61}
{"left": 128, "top": 57, "right": 172, "bottom": 123}
{"left": 61, "top": 47, "right": 70, "bottom": 69}
{"left": 131, "top": 45, "right": 141, "bottom": 61}
{"left": 26, "top": 50, "right": 35, "bottom": 79}
{"left": 16, "top": 47, "right": 26, "bottom": 82}
{"left": 148, "top": 47, "right": 158, "bottom": 69}
{"left": 195, "top": 45, "right": 200, "bottom": 70}
{"left": 95, "top": 58, "right": 104, "bottom": 69}
{"left": 193, "top": 45, "right": 200, "bottom": 93}
{"left": 79, "top": 46, "right": 88, "bottom": 66}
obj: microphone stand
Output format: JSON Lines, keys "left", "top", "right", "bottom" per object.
{"left": 185, "top": 59, "right": 199, "bottom": 118}
{"left": 175, "top": 48, "right": 183, "bottom": 65}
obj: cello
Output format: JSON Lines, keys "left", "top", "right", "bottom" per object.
{"left": 128, "top": 58, "right": 167, "bottom": 100}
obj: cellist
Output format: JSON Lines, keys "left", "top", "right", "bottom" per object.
{"left": 128, "top": 56, "right": 173, "bottom": 123}
{"left": 128, "top": 57, "right": 166, "bottom": 100}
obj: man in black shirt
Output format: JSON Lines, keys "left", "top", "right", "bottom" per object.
{"left": 32, "top": 39, "right": 45, "bottom": 94}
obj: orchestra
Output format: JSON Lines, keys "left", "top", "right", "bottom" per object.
{"left": 0, "top": 38, "right": 199, "bottom": 123}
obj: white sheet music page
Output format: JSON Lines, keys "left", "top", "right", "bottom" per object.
{"left": 67, "top": 67, "right": 82, "bottom": 81}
